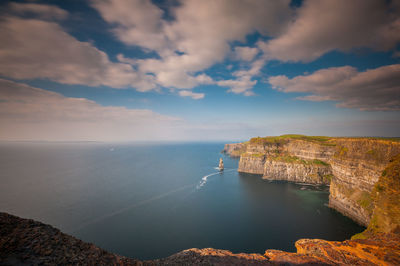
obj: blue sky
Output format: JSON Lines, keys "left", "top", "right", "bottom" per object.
{"left": 0, "top": 0, "right": 399, "bottom": 141}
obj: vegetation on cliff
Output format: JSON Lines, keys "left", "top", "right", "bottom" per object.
{"left": 230, "top": 135, "right": 400, "bottom": 239}
{"left": 250, "top": 134, "right": 400, "bottom": 146}
{"left": 268, "top": 154, "right": 329, "bottom": 166}
{"left": 353, "top": 154, "right": 400, "bottom": 239}
{"left": 249, "top": 134, "right": 333, "bottom": 145}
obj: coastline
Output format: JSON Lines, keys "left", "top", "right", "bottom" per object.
{"left": 2, "top": 211, "right": 399, "bottom": 265}
{"left": 1, "top": 135, "right": 399, "bottom": 265}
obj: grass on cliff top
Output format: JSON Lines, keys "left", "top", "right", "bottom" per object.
{"left": 269, "top": 154, "right": 330, "bottom": 166}
{"left": 336, "top": 136, "right": 400, "bottom": 143}
{"left": 250, "top": 134, "right": 332, "bottom": 145}
{"left": 249, "top": 135, "right": 400, "bottom": 146}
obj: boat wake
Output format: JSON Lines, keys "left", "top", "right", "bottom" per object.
{"left": 196, "top": 168, "right": 236, "bottom": 189}
{"left": 72, "top": 168, "right": 236, "bottom": 231}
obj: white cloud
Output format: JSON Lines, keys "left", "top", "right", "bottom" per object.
{"left": 1, "top": 79, "right": 398, "bottom": 141}
{"left": 8, "top": 2, "right": 69, "bottom": 20}
{"left": 234, "top": 46, "right": 259, "bottom": 61}
{"left": 90, "top": 0, "right": 167, "bottom": 52}
{"left": 218, "top": 58, "right": 264, "bottom": 95}
{"left": 0, "top": 79, "right": 181, "bottom": 141}
{"left": 2, "top": 0, "right": 400, "bottom": 101}
{"left": 0, "top": 16, "right": 156, "bottom": 91}
{"left": 91, "top": 0, "right": 292, "bottom": 94}
{"left": 178, "top": 90, "right": 205, "bottom": 100}
{"left": 259, "top": 0, "right": 400, "bottom": 62}
{"left": 0, "top": 79, "right": 267, "bottom": 141}
{"left": 233, "top": 59, "right": 265, "bottom": 78}
{"left": 269, "top": 64, "right": 400, "bottom": 111}
{"left": 217, "top": 76, "right": 256, "bottom": 96}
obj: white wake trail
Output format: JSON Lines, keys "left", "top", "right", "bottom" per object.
{"left": 196, "top": 168, "right": 236, "bottom": 189}
{"left": 72, "top": 168, "right": 237, "bottom": 231}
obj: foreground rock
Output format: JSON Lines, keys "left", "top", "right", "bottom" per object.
{"left": 266, "top": 234, "right": 400, "bottom": 265}
{"left": 2, "top": 212, "right": 400, "bottom": 265}
{"left": 0, "top": 212, "right": 140, "bottom": 265}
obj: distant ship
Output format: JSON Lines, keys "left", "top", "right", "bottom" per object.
{"left": 218, "top": 158, "right": 224, "bottom": 171}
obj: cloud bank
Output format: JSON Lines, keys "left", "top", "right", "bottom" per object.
{"left": 0, "top": 79, "right": 268, "bottom": 141}
{"left": 269, "top": 64, "right": 400, "bottom": 111}
{"left": 0, "top": 15, "right": 157, "bottom": 92}
{"left": 0, "top": 79, "right": 181, "bottom": 141}
{"left": 0, "top": 0, "right": 399, "bottom": 102}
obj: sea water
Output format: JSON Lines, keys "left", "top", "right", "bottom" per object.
{"left": 0, "top": 142, "right": 364, "bottom": 260}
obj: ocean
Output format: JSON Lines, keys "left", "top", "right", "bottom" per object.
{"left": 0, "top": 142, "right": 364, "bottom": 260}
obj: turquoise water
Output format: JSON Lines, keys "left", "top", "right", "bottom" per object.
{"left": 0, "top": 142, "right": 364, "bottom": 260}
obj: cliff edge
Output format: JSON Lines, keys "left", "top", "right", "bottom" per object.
{"left": 1, "top": 135, "right": 399, "bottom": 265}
{"left": 224, "top": 135, "right": 400, "bottom": 229}
{"left": 1, "top": 212, "right": 400, "bottom": 265}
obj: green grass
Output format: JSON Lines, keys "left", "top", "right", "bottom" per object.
{"left": 242, "top": 152, "right": 265, "bottom": 158}
{"left": 345, "top": 137, "right": 400, "bottom": 142}
{"left": 269, "top": 155, "right": 330, "bottom": 167}
{"left": 250, "top": 134, "right": 333, "bottom": 145}
{"left": 250, "top": 153, "right": 265, "bottom": 158}
{"left": 249, "top": 135, "right": 400, "bottom": 146}
{"left": 334, "top": 146, "right": 348, "bottom": 158}
{"left": 351, "top": 232, "right": 368, "bottom": 240}
{"left": 357, "top": 191, "right": 373, "bottom": 215}
{"left": 270, "top": 155, "right": 302, "bottom": 163}
{"left": 313, "top": 159, "right": 329, "bottom": 166}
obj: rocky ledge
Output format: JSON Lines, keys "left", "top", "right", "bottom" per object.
{"left": 224, "top": 135, "right": 400, "bottom": 227}
{"left": 2, "top": 212, "right": 400, "bottom": 265}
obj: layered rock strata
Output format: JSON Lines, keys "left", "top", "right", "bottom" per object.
{"left": 263, "top": 159, "right": 332, "bottom": 184}
{"left": 225, "top": 135, "right": 400, "bottom": 227}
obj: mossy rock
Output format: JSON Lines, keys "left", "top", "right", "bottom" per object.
{"left": 352, "top": 154, "right": 400, "bottom": 238}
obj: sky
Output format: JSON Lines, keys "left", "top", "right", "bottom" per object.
{"left": 0, "top": 0, "right": 399, "bottom": 141}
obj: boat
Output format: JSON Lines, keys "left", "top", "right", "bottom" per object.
{"left": 218, "top": 158, "right": 224, "bottom": 171}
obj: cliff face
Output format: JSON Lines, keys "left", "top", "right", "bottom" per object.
{"left": 222, "top": 143, "right": 246, "bottom": 157}
{"left": 226, "top": 135, "right": 400, "bottom": 227}
{"left": 238, "top": 154, "right": 265, "bottom": 174}
{"left": 2, "top": 212, "right": 400, "bottom": 265}
{"left": 328, "top": 139, "right": 400, "bottom": 226}
{"left": 263, "top": 159, "right": 332, "bottom": 184}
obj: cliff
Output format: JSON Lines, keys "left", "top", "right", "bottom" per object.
{"left": 1, "top": 135, "right": 399, "bottom": 265}
{"left": 225, "top": 135, "right": 400, "bottom": 228}
{"left": 2, "top": 212, "right": 400, "bottom": 265}
{"left": 222, "top": 142, "right": 247, "bottom": 157}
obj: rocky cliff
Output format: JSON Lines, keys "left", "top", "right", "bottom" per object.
{"left": 1, "top": 135, "right": 399, "bottom": 265}
{"left": 225, "top": 135, "right": 400, "bottom": 228}
{"left": 2, "top": 212, "right": 400, "bottom": 265}
{"left": 222, "top": 142, "right": 247, "bottom": 157}
{"left": 263, "top": 159, "right": 332, "bottom": 184}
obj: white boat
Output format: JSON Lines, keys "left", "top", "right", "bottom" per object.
{"left": 218, "top": 158, "right": 224, "bottom": 171}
